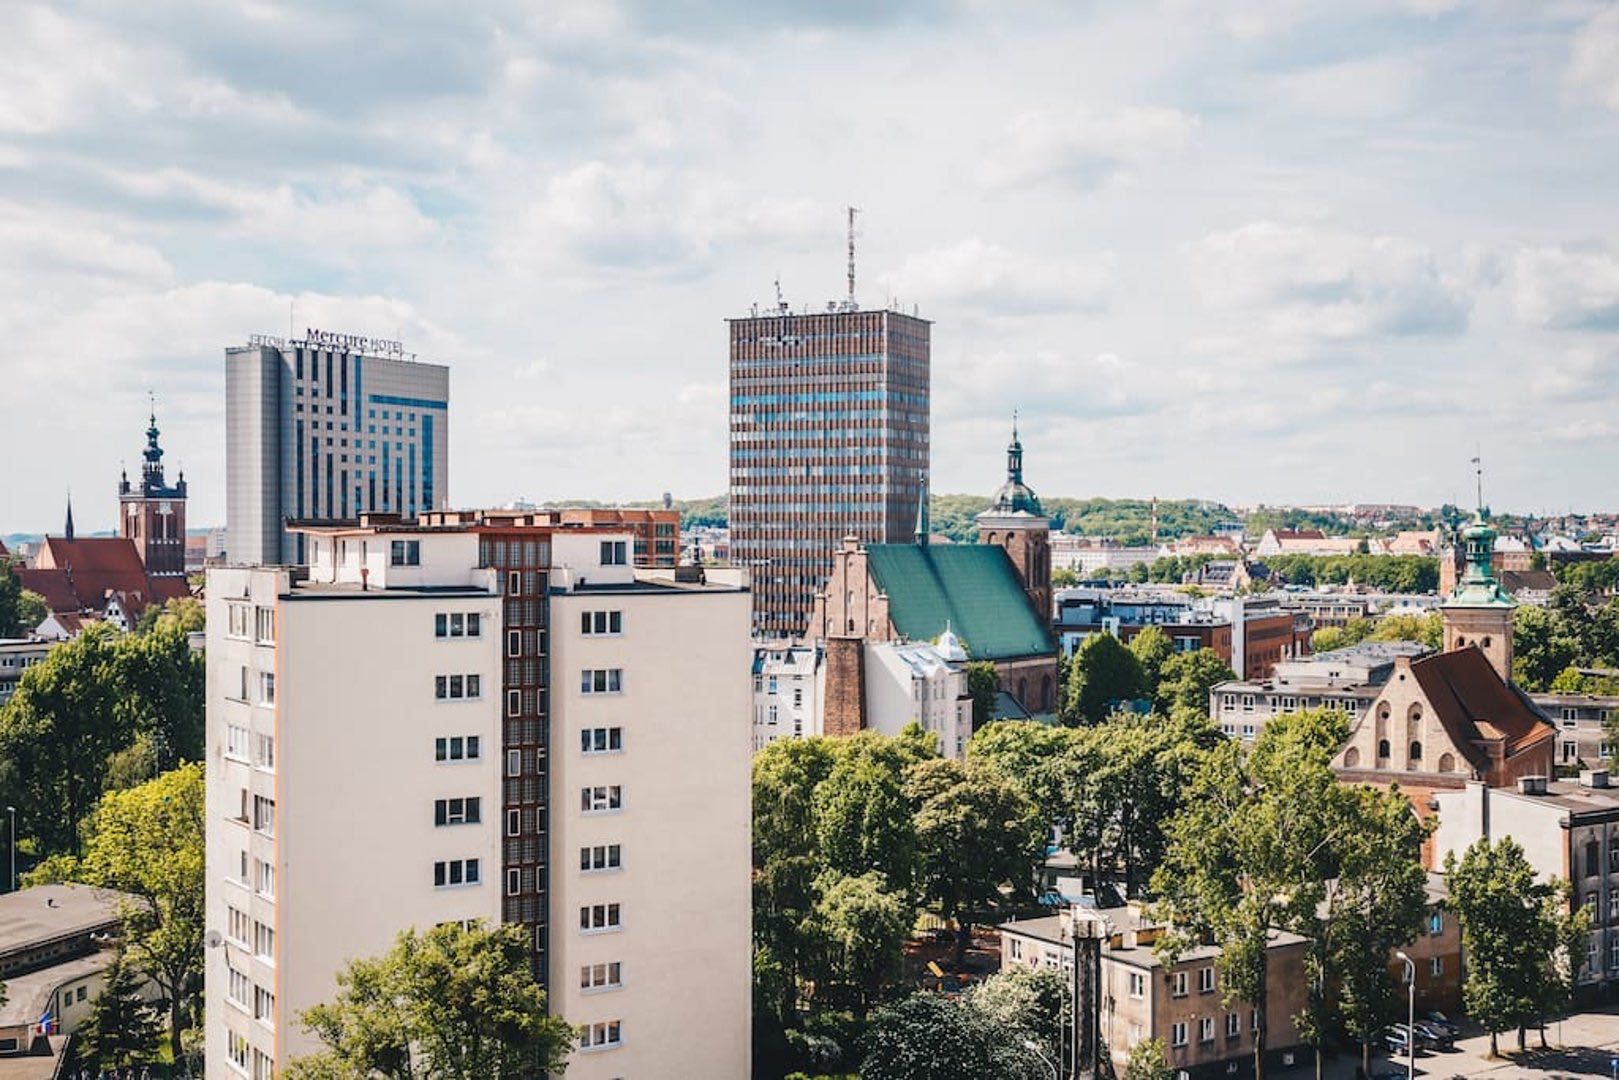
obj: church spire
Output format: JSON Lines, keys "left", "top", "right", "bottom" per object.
{"left": 142, "top": 393, "right": 166, "bottom": 495}
{"left": 1006, "top": 411, "right": 1024, "bottom": 486}
{"left": 64, "top": 491, "right": 74, "bottom": 540}
{"left": 914, "top": 476, "right": 930, "bottom": 547}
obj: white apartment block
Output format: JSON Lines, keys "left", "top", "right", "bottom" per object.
{"left": 752, "top": 644, "right": 824, "bottom": 750}
{"left": 204, "top": 511, "right": 750, "bottom": 1078}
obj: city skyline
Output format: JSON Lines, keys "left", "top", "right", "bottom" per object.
{"left": 6, "top": 3, "right": 1619, "bottom": 531}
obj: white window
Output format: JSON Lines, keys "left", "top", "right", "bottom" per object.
{"left": 1009, "top": 938, "right": 1023, "bottom": 960}
{"left": 582, "top": 785, "right": 624, "bottom": 813}
{"left": 254, "top": 921, "right": 275, "bottom": 961}
{"left": 1171, "top": 1021, "right": 1188, "bottom": 1047}
{"left": 435, "top": 735, "right": 480, "bottom": 762}
{"left": 433, "top": 858, "right": 481, "bottom": 888}
{"left": 256, "top": 859, "right": 275, "bottom": 898}
{"left": 580, "top": 1019, "right": 622, "bottom": 1050}
{"left": 1171, "top": 970, "right": 1188, "bottom": 997}
{"left": 507, "top": 868, "right": 522, "bottom": 896}
{"left": 581, "top": 611, "right": 624, "bottom": 636}
{"left": 235, "top": 665, "right": 248, "bottom": 701}
{"left": 228, "top": 969, "right": 251, "bottom": 1010}
{"left": 253, "top": 986, "right": 274, "bottom": 1026}
{"left": 1199, "top": 966, "right": 1216, "bottom": 993}
{"left": 435, "top": 674, "right": 481, "bottom": 700}
{"left": 581, "top": 844, "right": 623, "bottom": 872}
{"left": 434, "top": 797, "right": 481, "bottom": 826}
{"left": 580, "top": 903, "right": 622, "bottom": 933}
{"left": 1128, "top": 971, "right": 1145, "bottom": 998}
{"left": 252, "top": 732, "right": 274, "bottom": 771}
{"left": 227, "top": 906, "right": 250, "bottom": 946}
{"left": 390, "top": 540, "right": 420, "bottom": 566}
{"left": 1200, "top": 1017, "right": 1214, "bottom": 1043}
{"left": 581, "top": 727, "right": 624, "bottom": 754}
{"left": 434, "top": 611, "right": 482, "bottom": 639}
{"left": 581, "top": 961, "right": 623, "bottom": 991}
{"left": 1430, "top": 956, "right": 1443, "bottom": 977}
{"left": 252, "top": 796, "right": 275, "bottom": 836}
{"left": 1226, "top": 1012, "right": 1240, "bottom": 1037}
{"left": 254, "top": 607, "right": 276, "bottom": 644}
{"left": 507, "top": 570, "right": 522, "bottom": 595}
{"left": 252, "top": 1049, "right": 273, "bottom": 1080}
{"left": 227, "top": 1030, "right": 250, "bottom": 1070}
{"left": 258, "top": 672, "right": 275, "bottom": 706}
{"left": 226, "top": 724, "right": 250, "bottom": 761}
{"left": 507, "top": 688, "right": 521, "bottom": 715}
{"left": 227, "top": 604, "right": 251, "bottom": 640}
{"left": 580, "top": 669, "right": 624, "bottom": 694}
{"left": 599, "top": 540, "right": 627, "bottom": 566}
{"left": 506, "top": 749, "right": 522, "bottom": 777}
{"left": 507, "top": 629, "right": 522, "bottom": 657}
{"left": 507, "top": 809, "right": 521, "bottom": 836}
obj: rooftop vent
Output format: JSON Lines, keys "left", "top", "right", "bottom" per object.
{"left": 1579, "top": 769, "right": 1610, "bottom": 790}
{"left": 1519, "top": 775, "right": 1549, "bottom": 796}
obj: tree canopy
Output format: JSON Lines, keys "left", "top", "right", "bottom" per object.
{"left": 1062, "top": 632, "right": 1145, "bottom": 724}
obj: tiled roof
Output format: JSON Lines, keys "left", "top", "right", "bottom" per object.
{"left": 18, "top": 537, "right": 188, "bottom": 623}
{"left": 1409, "top": 648, "right": 1555, "bottom": 763}
{"left": 865, "top": 543, "right": 1055, "bottom": 661}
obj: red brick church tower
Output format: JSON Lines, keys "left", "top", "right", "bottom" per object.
{"left": 975, "top": 417, "right": 1052, "bottom": 620}
{"left": 119, "top": 404, "right": 187, "bottom": 578}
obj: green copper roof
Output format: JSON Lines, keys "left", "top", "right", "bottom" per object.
{"left": 866, "top": 543, "right": 1055, "bottom": 661}
{"left": 1444, "top": 511, "right": 1515, "bottom": 609}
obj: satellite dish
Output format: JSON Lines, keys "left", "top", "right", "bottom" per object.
{"left": 205, "top": 930, "right": 222, "bottom": 948}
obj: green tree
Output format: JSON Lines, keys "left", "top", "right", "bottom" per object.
{"left": 967, "top": 720, "right": 1072, "bottom": 834}
{"left": 907, "top": 758, "right": 1044, "bottom": 965}
{"left": 0, "top": 562, "right": 42, "bottom": 637}
{"left": 135, "top": 595, "right": 205, "bottom": 635}
{"left": 1533, "top": 878, "right": 1590, "bottom": 1046}
{"left": 966, "top": 661, "right": 999, "bottom": 730}
{"left": 285, "top": 921, "right": 573, "bottom": 1078}
{"left": 1154, "top": 648, "right": 1235, "bottom": 718}
{"left": 1445, "top": 837, "right": 1555, "bottom": 1056}
{"left": 813, "top": 735, "right": 922, "bottom": 891}
{"left": 808, "top": 871, "right": 914, "bottom": 1018}
{"left": 74, "top": 951, "right": 161, "bottom": 1069}
{"left": 1151, "top": 709, "right": 1352, "bottom": 1080}
{"left": 1063, "top": 633, "right": 1144, "bottom": 724}
{"left": 1513, "top": 605, "right": 1581, "bottom": 691}
{"left": 1367, "top": 612, "right": 1443, "bottom": 649}
{"left": 965, "top": 967, "right": 1069, "bottom": 1064}
{"left": 28, "top": 763, "right": 203, "bottom": 1060}
{"left": 860, "top": 993, "right": 1043, "bottom": 1080}
{"left": 1123, "top": 1038, "right": 1174, "bottom": 1080}
{"left": 1129, "top": 626, "right": 1175, "bottom": 698}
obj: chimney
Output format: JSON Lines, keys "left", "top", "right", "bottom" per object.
{"left": 1518, "top": 775, "right": 1549, "bottom": 796}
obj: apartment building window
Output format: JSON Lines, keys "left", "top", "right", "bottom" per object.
{"left": 580, "top": 903, "right": 622, "bottom": 933}
{"left": 254, "top": 921, "right": 275, "bottom": 961}
{"left": 435, "top": 735, "right": 481, "bottom": 762}
{"left": 235, "top": 665, "right": 248, "bottom": 702}
{"left": 227, "top": 604, "right": 251, "bottom": 640}
{"left": 581, "top": 727, "right": 624, "bottom": 754}
{"left": 253, "top": 986, "right": 274, "bottom": 1026}
{"left": 228, "top": 906, "right": 250, "bottom": 946}
{"left": 251, "top": 1050, "right": 273, "bottom": 1080}
{"left": 582, "top": 785, "right": 623, "bottom": 813}
{"left": 507, "top": 868, "right": 522, "bottom": 896}
{"left": 255, "top": 607, "right": 276, "bottom": 644}
{"left": 253, "top": 733, "right": 274, "bottom": 771}
{"left": 1227, "top": 1012, "right": 1240, "bottom": 1038}
{"left": 1430, "top": 956, "right": 1443, "bottom": 977}
{"left": 435, "top": 612, "right": 481, "bottom": 639}
{"left": 581, "top": 611, "right": 624, "bottom": 635}
{"left": 1200, "top": 966, "right": 1215, "bottom": 993}
{"left": 390, "top": 540, "right": 420, "bottom": 566}
{"left": 252, "top": 796, "right": 275, "bottom": 836}
{"left": 258, "top": 672, "right": 275, "bottom": 706}
{"left": 507, "top": 629, "right": 522, "bottom": 657}
{"left": 228, "top": 969, "right": 251, "bottom": 1010}
{"left": 581, "top": 844, "right": 623, "bottom": 872}
{"left": 433, "top": 858, "right": 481, "bottom": 887}
{"left": 581, "top": 962, "right": 623, "bottom": 991}
{"left": 226, "top": 723, "right": 250, "bottom": 761}
{"left": 433, "top": 797, "right": 481, "bottom": 826}
{"left": 579, "top": 1020, "right": 622, "bottom": 1050}
{"left": 1429, "top": 911, "right": 1444, "bottom": 935}
{"left": 581, "top": 668, "right": 623, "bottom": 694}
{"left": 1171, "top": 1021, "right": 1188, "bottom": 1048}
{"left": 1200, "top": 1017, "right": 1214, "bottom": 1043}
{"left": 1171, "top": 970, "right": 1188, "bottom": 997}
{"left": 1609, "top": 936, "right": 1619, "bottom": 970}
{"left": 1128, "top": 971, "right": 1145, "bottom": 998}
{"left": 435, "top": 674, "right": 481, "bottom": 700}
{"left": 506, "top": 749, "right": 521, "bottom": 777}
{"left": 1610, "top": 893, "right": 1619, "bottom": 923}
{"left": 227, "top": 1030, "right": 250, "bottom": 1071}
{"left": 507, "top": 570, "right": 522, "bottom": 596}
{"left": 256, "top": 859, "right": 274, "bottom": 898}
{"left": 599, "top": 540, "right": 627, "bottom": 566}
{"left": 507, "top": 688, "right": 521, "bottom": 715}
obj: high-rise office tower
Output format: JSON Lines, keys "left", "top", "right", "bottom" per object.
{"left": 204, "top": 510, "right": 750, "bottom": 1078}
{"left": 728, "top": 305, "right": 930, "bottom": 638}
{"left": 119, "top": 405, "right": 188, "bottom": 577}
{"left": 225, "top": 331, "right": 449, "bottom": 566}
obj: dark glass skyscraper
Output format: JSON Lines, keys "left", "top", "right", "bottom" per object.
{"left": 728, "top": 307, "right": 931, "bottom": 638}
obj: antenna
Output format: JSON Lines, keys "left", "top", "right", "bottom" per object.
{"left": 846, "top": 206, "right": 859, "bottom": 310}
{"left": 774, "top": 276, "right": 786, "bottom": 316}
{"left": 1470, "top": 450, "right": 1483, "bottom": 514}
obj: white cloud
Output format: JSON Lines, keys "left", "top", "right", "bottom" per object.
{"left": 879, "top": 239, "right": 1112, "bottom": 316}
{"left": 1509, "top": 246, "right": 1619, "bottom": 330}
{"left": 1528, "top": 347, "right": 1619, "bottom": 403}
{"left": 935, "top": 349, "right": 1165, "bottom": 424}
{"left": 981, "top": 106, "right": 1197, "bottom": 190}
{"left": 1568, "top": 6, "right": 1619, "bottom": 112}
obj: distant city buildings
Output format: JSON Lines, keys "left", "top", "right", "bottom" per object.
{"left": 225, "top": 332, "right": 450, "bottom": 566}
{"left": 728, "top": 305, "right": 930, "bottom": 638}
{"left": 204, "top": 510, "right": 750, "bottom": 1077}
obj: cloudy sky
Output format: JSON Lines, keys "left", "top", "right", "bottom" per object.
{"left": 4, "top": 0, "right": 1619, "bottom": 533}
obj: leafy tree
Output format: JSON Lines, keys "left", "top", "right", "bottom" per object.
{"left": 1312, "top": 618, "right": 1373, "bottom": 654}
{"left": 1051, "top": 566, "right": 1080, "bottom": 587}
{"left": 813, "top": 735, "right": 922, "bottom": 892}
{"left": 74, "top": 951, "right": 161, "bottom": 1069}
{"left": 808, "top": 871, "right": 914, "bottom": 1018}
{"left": 1513, "top": 605, "right": 1582, "bottom": 691}
{"left": 1123, "top": 1038, "right": 1174, "bottom": 1080}
{"left": 1153, "top": 648, "right": 1235, "bottom": 718}
{"left": 285, "top": 921, "right": 573, "bottom": 1078}
{"left": 860, "top": 993, "right": 1043, "bottom": 1080}
{"left": 966, "top": 661, "right": 999, "bottom": 730}
{"left": 27, "top": 764, "right": 202, "bottom": 1061}
{"left": 135, "top": 595, "right": 205, "bottom": 635}
{"left": 1533, "top": 878, "right": 1590, "bottom": 1046}
{"left": 1367, "top": 612, "right": 1443, "bottom": 649}
{"left": 1063, "top": 633, "right": 1144, "bottom": 724}
{"left": 965, "top": 967, "right": 1068, "bottom": 1064}
{"left": 1151, "top": 709, "right": 1352, "bottom": 1080}
{"left": 0, "top": 562, "right": 42, "bottom": 637}
{"left": 1129, "top": 626, "right": 1174, "bottom": 697}
{"left": 907, "top": 758, "right": 1044, "bottom": 965}
{"left": 967, "top": 720, "right": 1072, "bottom": 834}
{"left": 1445, "top": 837, "right": 1557, "bottom": 1056}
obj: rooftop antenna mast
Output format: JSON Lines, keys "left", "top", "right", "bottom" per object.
{"left": 774, "top": 276, "right": 786, "bottom": 316}
{"left": 1471, "top": 449, "right": 1483, "bottom": 515}
{"left": 846, "top": 206, "right": 859, "bottom": 311}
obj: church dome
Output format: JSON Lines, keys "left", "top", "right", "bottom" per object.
{"left": 985, "top": 419, "right": 1043, "bottom": 516}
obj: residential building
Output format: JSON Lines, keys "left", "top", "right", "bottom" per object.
{"left": 1048, "top": 535, "right": 1157, "bottom": 577}
{"left": 1190, "top": 559, "right": 1270, "bottom": 593}
{"left": 225, "top": 331, "right": 450, "bottom": 566}
{"left": 1387, "top": 529, "right": 1442, "bottom": 556}
{"left": 1393, "top": 874, "right": 1463, "bottom": 1015}
{"left": 1054, "top": 589, "right": 1307, "bottom": 681}
{"left": 0, "top": 638, "right": 53, "bottom": 706}
{"left": 1211, "top": 641, "right": 1432, "bottom": 740}
{"left": 1255, "top": 529, "right": 1361, "bottom": 557}
{"left": 1531, "top": 691, "right": 1617, "bottom": 769}
{"left": 998, "top": 907, "right": 1309, "bottom": 1080}
{"left": 1432, "top": 773, "right": 1619, "bottom": 996}
{"left": 553, "top": 508, "right": 680, "bottom": 568}
{"left": 119, "top": 407, "right": 187, "bottom": 578}
{"left": 0, "top": 884, "right": 153, "bottom": 1061}
{"left": 728, "top": 305, "right": 930, "bottom": 638}
{"left": 1277, "top": 592, "right": 1372, "bottom": 631}
{"left": 753, "top": 643, "right": 824, "bottom": 750}
{"left": 204, "top": 510, "right": 750, "bottom": 1077}
{"left": 1159, "top": 536, "right": 1243, "bottom": 558}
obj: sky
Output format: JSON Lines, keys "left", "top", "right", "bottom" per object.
{"left": 4, "top": 0, "right": 1619, "bottom": 533}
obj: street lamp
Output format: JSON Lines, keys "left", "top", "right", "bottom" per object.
{"left": 1396, "top": 950, "right": 1416, "bottom": 1080}
{"left": 1023, "top": 1039, "right": 1060, "bottom": 1080}
{"left": 5, "top": 806, "right": 14, "bottom": 892}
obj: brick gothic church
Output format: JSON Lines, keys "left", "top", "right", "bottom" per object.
{"left": 120, "top": 406, "right": 188, "bottom": 577}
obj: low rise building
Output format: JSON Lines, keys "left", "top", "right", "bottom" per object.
{"left": 752, "top": 644, "right": 823, "bottom": 750}
{"left": 0, "top": 639, "right": 53, "bottom": 706}
{"left": 1049, "top": 535, "right": 1158, "bottom": 577}
{"left": 1531, "top": 692, "right": 1617, "bottom": 770}
{"left": 1211, "top": 641, "right": 1431, "bottom": 741}
{"left": 1255, "top": 529, "right": 1360, "bottom": 557}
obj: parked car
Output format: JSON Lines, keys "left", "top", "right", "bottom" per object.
{"left": 1382, "top": 1026, "right": 1416, "bottom": 1055}
{"left": 1422, "top": 1011, "right": 1460, "bottom": 1039}
{"left": 1411, "top": 1020, "right": 1454, "bottom": 1050}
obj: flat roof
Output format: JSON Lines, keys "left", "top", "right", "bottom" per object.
{"left": 999, "top": 914, "right": 1307, "bottom": 970}
{"left": 0, "top": 951, "right": 114, "bottom": 1030}
{"left": 0, "top": 885, "right": 131, "bottom": 958}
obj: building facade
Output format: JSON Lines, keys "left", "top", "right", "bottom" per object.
{"left": 119, "top": 408, "right": 187, "bottom": 578}
{"left": 1531, "top": 692, "right": 1618, "bottom": 769}
{"left": 225, "top": 333, "right": 450, "bottom": 566}
{"left": 203, "top": 512, "right": 750, "bottom": 1077}
{"left": 976, "top": 420, "right": 1052, "bottom": 621}
{"left": 1211, "top": 641, "right": 1432, "bottom": 741}
{"left": 728, "top": 307, "right": 930, "bottom": 638}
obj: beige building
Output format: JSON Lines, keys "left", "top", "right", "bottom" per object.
{"left": 204, "top": 511, "right": 751, "bottom": 1078}
{"left": 998, "top": 908, "right": 1309, "bottom": 1079}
